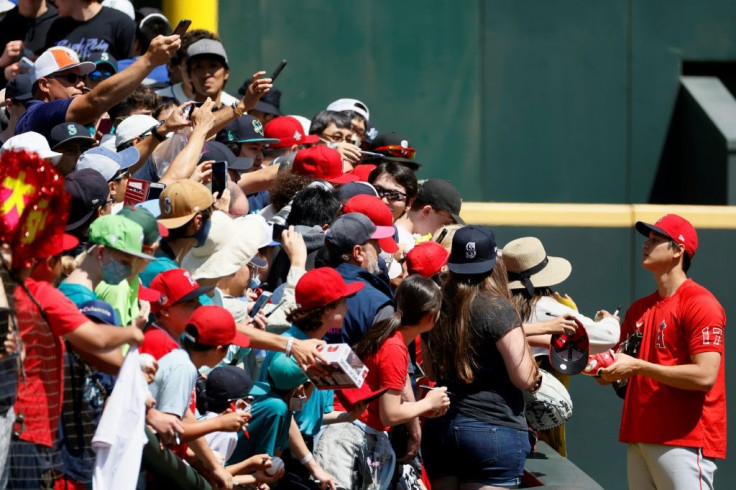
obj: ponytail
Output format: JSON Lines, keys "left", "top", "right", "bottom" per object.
{"left": 354, "top": 276, "right": 442, "bottom": 358}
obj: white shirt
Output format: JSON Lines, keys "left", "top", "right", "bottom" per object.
{"left": 92, "top": 348, "right": 149, "bottom": 490}
{"left": 201, "top": 411, "right": 238, "bottom": 464}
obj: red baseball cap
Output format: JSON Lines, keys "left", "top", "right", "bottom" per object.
{"left": 295, "top": 267, "right": 364, "bottom": 310}
{"left": 336, "top": 384, "right": 389, "bottom": 410}
{"left": 342, "top": 194, "right": 398, "bottom": 253}
{"left": 183, "top": 305, "right": 250, "bottom": 348}
{"left": 406, "top": 241, "right": 450, "bottom": 278}
{"left": 635, "top": 214, "right": 698, "bottom": 258}
{"left": 137, "top": 283, "right": 162, "bottom": 303}
{"left": 149, "top": 268, "right": 215, "bottom": 313}
{"left": 36, "top": 232, "right": 79, "bottom": 259}
{"left": 292, "top": 146, "right": 358, "bottom": 185}
{"left": 349, "top": 164, "right": 376, "bottom": 182}
{"left": 264, "top": 116, "right": 320, "bottom": 148}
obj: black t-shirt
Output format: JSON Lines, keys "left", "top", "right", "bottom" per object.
{"left": 45, "top": 6, "right": 135, "bottom": 60}
{"left": 0, "top": 4, "right": 59, "bottom": 88}
{"left": 438, "top": 294, "right": 527, "bottom": 430}
{"left": 0, "top": 4, "right": 59, "bottom": 56}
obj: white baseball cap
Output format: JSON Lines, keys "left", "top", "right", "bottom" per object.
{"left": 32, "top": 47, "right": 96, "bottom": 83}
{"left": 326, "top": 98, "right": 370, "bottom": 122}
{"left": 1, "top": 131, "right": 62, "bottom": 165}
{"left": 76, "top": 146, "right": 140, "bottom": 181}
{"left": 115, "top": 114, "right": 159, "bottom": 148}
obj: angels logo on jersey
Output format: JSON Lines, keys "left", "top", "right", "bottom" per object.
{"left": 655, "top": 320, "right": 667, "bottom": 349}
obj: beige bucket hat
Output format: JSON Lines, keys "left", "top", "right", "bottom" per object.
{"left": 502, "top": 237, "right": 571, "bottom": 295}
{"left": 181, "top": 211, "right": 264, "bottom": 280}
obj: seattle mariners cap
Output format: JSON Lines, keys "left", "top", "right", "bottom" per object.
{"left": 447, "top": 225, "right": 496, "bottom": 275}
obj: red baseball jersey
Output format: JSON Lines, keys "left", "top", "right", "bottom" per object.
{"left": 619, "top": 279, "right": 727, "bottom": 458}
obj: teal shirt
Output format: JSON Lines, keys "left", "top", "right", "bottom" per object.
{"left": 138, "top": 250, "right": 214, "bottom": 307}
{"left": 259, "top": 326, "right": 334, "bottom": 438}
{"left": 58, "top": 281, "right": 97, "bottom": 306}
{"left": 227, "top": 382, "right": 291, "bottom": 462}
{"left": 139, "top": 252, "right": 178, "bottom": 287}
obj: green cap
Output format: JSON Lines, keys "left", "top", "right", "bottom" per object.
{"left": 118, "top": 205, "right": 161, "bottom": 246}
{"left": 267, "top": 354, "right": 309, "bottom": 391}
{"left": 88, "top": 215, "right": 154, "bottom": 260}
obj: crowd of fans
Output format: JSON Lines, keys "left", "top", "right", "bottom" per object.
{"left": 6, "top": 2, "right": 725, "bottom": 490}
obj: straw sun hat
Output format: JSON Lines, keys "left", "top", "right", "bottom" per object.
{"left": 502, "top": 237, "right": 571, "bottom": 295}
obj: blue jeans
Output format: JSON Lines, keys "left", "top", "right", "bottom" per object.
{"left": 422, "top": 412, "right": 531, "bottom": 488}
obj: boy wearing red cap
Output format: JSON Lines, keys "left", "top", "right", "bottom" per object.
{"left": 141, "top": 268, "right": 214, "bottom": 360}
{"left": 258, "top": 268, "right": 366, "bottom": 488}
{"left": 599, "top": 214, "right": 726, "bottom": 489}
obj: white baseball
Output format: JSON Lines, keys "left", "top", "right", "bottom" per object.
{"left": 139, "top": 353, "right": 156, "bottom": 370}
{"left": 265, "top": 456, "right": 284, "bottom": 475}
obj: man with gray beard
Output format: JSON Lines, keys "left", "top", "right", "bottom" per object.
{"left": 323, "top": 212, "right": 395, "bottom": 345}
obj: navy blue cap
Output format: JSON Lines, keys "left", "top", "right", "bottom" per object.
{"left": 549, "top": 317, "right": 590, "bottom": 375}
{"left": 6, "top": 74, "right": 33, "bottom": 102}
{"left": 49, "top": 122, "right": 96, "bottom": 150}
{"left": 78, "top": 299, "right": 120, "bottom": 325}
{"left": 86, "top": 51, "right": 118, "bottom": 73}
{"left": 217, "top": 114, "right": 279, "bottom": 145}
{"left": 447, "top": 226, "right": 497, "bottom": 275}
{"left": 200, "top": 140, "right": 254, "bottom": 171}
{"left": 64, "top": 168, "right": 111, "bottom": 231}
{"left": 337, "top": 181, "right": 378, "bottom": 201}
{"left": 205, "top": 365, "right": 254, "bottom": 412}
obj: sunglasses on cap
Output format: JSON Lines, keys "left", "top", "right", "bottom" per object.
{"left": 48, "top": 73, "right": 85, "bottom": 85}
{"left": 374, "top": 145, "right": 416, "bottom": 160}
{"left": 87, "top": 70, "right": 114, "bottom": 82}
{"left": 374, "top": 185, "right": 407, "bottom": 202}
{"left": 228, "top": 397, "right": 253, "bottom": 414}
{"left": 112, "top": 168, "right": 129, "bottom": 182}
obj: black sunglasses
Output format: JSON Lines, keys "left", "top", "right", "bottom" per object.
{"left": 374, "top": 185, "right": 407, "bottom": 202}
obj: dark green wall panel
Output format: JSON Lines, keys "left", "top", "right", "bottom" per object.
{"left": 482, "top": 2, "right": 629, "bottom": 203}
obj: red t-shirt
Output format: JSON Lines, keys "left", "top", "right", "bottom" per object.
{"left": 13, "top": 278, "right": 88, "bottom": 447}
{"left": 359, "top": 331, "right": 408, "bottom": 432}
{"left": 139, "top": 323, "right": 179, "bottom": 360}
{"left": 619, "top": 279, "right": 727, "bottom": 458}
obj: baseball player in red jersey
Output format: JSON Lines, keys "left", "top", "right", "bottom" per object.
{"left": 599, "top": 214, "right": 726, "bottom": 490}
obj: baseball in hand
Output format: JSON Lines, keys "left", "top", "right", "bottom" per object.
{"left": 265, "top": 456, "right": 284, "bottom": 475}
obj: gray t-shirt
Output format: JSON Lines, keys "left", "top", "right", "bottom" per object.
{"left": 149, "top": 349, "right": 197, "bottom": 418}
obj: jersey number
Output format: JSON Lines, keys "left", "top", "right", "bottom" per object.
{"left": 701, "top": 327, "right": 723, "bottom": 346}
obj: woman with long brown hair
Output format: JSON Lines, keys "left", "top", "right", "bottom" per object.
{"left": 422, "top": 226, "right": 540, "bottom": 489}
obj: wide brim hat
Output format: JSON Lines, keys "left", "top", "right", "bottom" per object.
{"left": 503, "top": 237, "right": 572, "bottom": 294}
{"left": 182, "top": 211, "right": 264, "bottom": 280}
